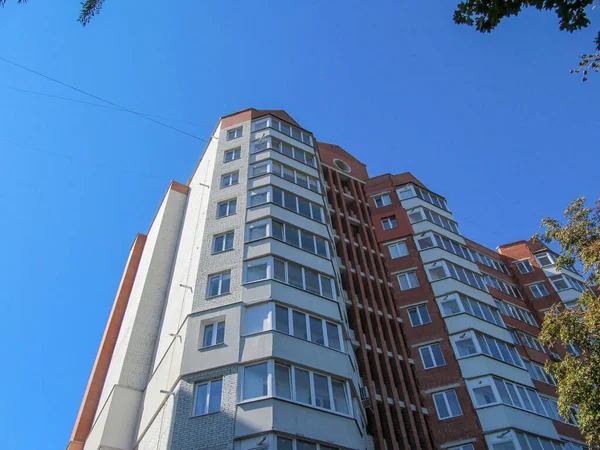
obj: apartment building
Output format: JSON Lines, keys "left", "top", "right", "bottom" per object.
{"left": 67, "top": 109, "right": 588, "bottom": 450}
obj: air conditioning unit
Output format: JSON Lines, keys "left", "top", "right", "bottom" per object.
{"left": 360, "top": 386, "right": 373, "bottom": 410}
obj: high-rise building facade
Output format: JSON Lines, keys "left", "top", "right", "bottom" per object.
{"left": 67, "top": 109, "right": 588, "bottom": 450}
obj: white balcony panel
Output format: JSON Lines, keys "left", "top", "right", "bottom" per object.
{"left": 445, "top": 314, "right": 509, "bottom": 342}
{"left": 246, "top": 204, "right": 329, "bottom": 238}
{"left": 478, "top": 404, "right": 559, "bottom": 438}
{"left": 401, "top": 197, "right": 455, "bottom": 221}
{"left": 457, "top": 355, "right": 533, "bottom": 386}
{"left": 411, "top": 221, "right": 465, "bottom": 244}
{"left": 431, "top": 279, "right": 496, "bottom": 308}
{"left": 420, "top": 247, "right": 480, "bottom": 272}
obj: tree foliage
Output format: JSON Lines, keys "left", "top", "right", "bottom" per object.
{"left": 0, "top": 0, "right": 105, "bottom": 25}
{"left": 534, "top": 198, "right": 600, "bottom": 448}
{"left": 453, "top": 0, "right": 599, "bottom": 80}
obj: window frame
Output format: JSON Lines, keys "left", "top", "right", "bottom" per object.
{"left": 438, "top": 292, "right": 505, "bottom": 328}
{"left": 419, "top": 343, "right": 446, "bottom": 369}
{"left": 251, "top": 116, "right": 314, "bottom": 147}
{"left": 207, "top": 271, "right": 231, "bottom": 298}
{"left": 373, "top": 193, "right": 392, "bottom": 208}
{"left": 212, "top": 231, "right": 234, "bottom": 254}
{"left": 408, "top": 304, "right": 432, "bottom": 327}
{"left": 249, "top": 159, "right": 321, "bottom": 194}
{"left": 226, "top": 126, "right": 243, "bottom": 140}
{"left": 220, "top": 171, "right": 239, "bottom": 188}
{"left": 529, "top": 282, "right": 550, "bottom": 298}
{"left": 201, "top": 320, "right": 225, "bottom": 348}
{"left": 516, "top": 259, "right": 535, "bottom": 274}
{"left": 432, "top": 389, "right": 463, "bottom": 420}
{"left": 450, "top": 330, "right": 524, "bottom": 369}
{"left": 250, "top": 135, "right": 316, "bottom": 167}
{"left": 388, "top": 240, "right": 409, "bottom": 259}
{"left": 193, "top": 378, "right": 223, "bottom": 416}
{"left": 397, "top": 270, "right": 420, "bottom": 290}
{"left": 223, "top": 147, "right": 241, "bottom": 162}
{"left": 381, "top": 216, "right": 399, "bottom": 230}
{"left": 246, "top": 186, "right": 325, "bottom": 223}
{"left": 217, "top": 199, "right": 237, "bottom": 218}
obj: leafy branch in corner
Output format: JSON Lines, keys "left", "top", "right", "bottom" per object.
{"left": 0, "top": 0, "right": 106, "bottom": 25}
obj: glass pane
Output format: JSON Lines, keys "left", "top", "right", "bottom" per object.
{"left": 301, "top": 230, "right": 315, "bottom": 252}
{"left": 320, "top": 276, "right": 334, "bottom": 299}
{"left": 288, "top": 263, "right": 304, "bottom": 288}
{"left": 296, "top": 172, "right": 308, "bottom": 188}
{"left": 208, "top": 276, "right": 220, "bottom": 297}
{"left": 493, "top": 378, "right": 512, "bottom": 404}
{"left": 409, "top": 309, "right": 421, "bottom": 326}
{"left": 275, "top": 305, "right": 289, "bottom": 333}
{"left": 305, "top": 270, "right": 321, "bottom": 295}
{"left": 275, "top": 364, "right": 291, "bottom": 399}
{"left": 218, "top": 202, "right": 228, "bottom": 217}
{"left": 272, "top": 188, "right": 283, "bottom": 206}
{"left": 248, "top": 224, "right": 267, "bottom": 241}
{"left": 417, "top": 236, "right": 434, "bottom": 249}
{"left": 247, "top": 262, "right": 268, "bottom": 282}
{"left": 332, "top": 380, "right": 349, "bottom": 414}
{"left": 246, "top": 303, "right": 271, "bottom": 335}
{"left": 282, "top": 142, "right": 294, "bottom": 157}
{"left": 272, "top": 221, "right": 284, "bottom": 240}
{"left": 251, "top": 191, "right": 268, "bottom": 206}
{"left": 441, "top": 298, "right": 461, "bottom": 316}
{"left": 286, "top": 225, "right": 300, "bottom": 247}
{"left": 527, "top": 436, "right": 544, "bottom": 450}
{"left": 313, "top": 374, "right": 331, "bottom": 409}
{"left": 193, "top": 383, "right": 208, "bottom": 415}
{"left": 455, "top": 337, "right": 476, "bottom": 357}
{"left": 221, "top": 273, "right": 230, "bottom": 294}
{"left": 284, "top": 191, "right": 296, "bottom": 211}
{"left": 446, "top": 390, "right": 462, "bottom": 416}
{"left": 277, "top": 437, "right": 293, "bottom": 450}
{"left": 434, "top": 393, "right": 450, "bottom": 419}
{"left": 431, "top": 344, "right": 445, "bottom": 366}
{"left": 297, "top": 441, "right": 317, "bottom": 450}
{"left": 274, "top": 259, "right": 286, "bottom": 281}
{"left": 420, "top": 347, "right": 434, "bottom": 368}
{"left": 517, "top": 386, "right": 533, "bottom": 411}
{"left": 407, "top": 272, "right": 419, "bottom": 287}
{"left": 315, "top": 238, "right": 328, "bottom": 257}
{"left": 473, "top": 385, "right": 496, "bottom": 406}
{"left": 252, "top": 163, "right": 269, "bottom": 176}
{"left": 203, "top": 325, "right": 213, "bottom": 347}
{"left": 228, "top": 200, "right": 236, "bottom": 214}
{"left": 326, "top": 322, "right": 341, "bottom": 350}
{"left": 418, "top": 305, "right": 431, "bottom": 323}
{"left": 309, "top": 316, "right": 325, "bottom": 344}
{"left": 283, "top": 166, "right": 295, "bottom": 182}
{"left": 293, "top": 311, "right": 308, "bottom": 339}
{"left": 505, "top": 383, "right": 522, "bottom": 408}
{"left": 243, "top": 363, "right": 268, "bottom": 400}
{"left": 216, "top": 321, "right": 225, "bottom": 344}
{"left": 295, "top": 368, "right": 312, "bottom": 404}
{"left": 298, "top": 198, "right": 312, "bottom": 218}
{"left": 208, "top": 379, "right": 222, "bottom": 413}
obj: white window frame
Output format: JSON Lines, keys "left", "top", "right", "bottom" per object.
{"left": 397, "top": 271, "right": 419, "bottom": 290}
{"left": 388, "top": 240, "right": 408, "bottom": 259}
{"left": 221, "top": 171, "right": 239, "bottom": 188}
{"left": 373, "top": 193, "right": 392, "bottom": 208}
{"left": 535, "top": 252, "right": 556, "bottom": 267}
{"left": 241, "top": 360, "right": 353, "bottom": 417}
{"left": 419, "top": 343, "right": 446, "bottom": 369}
{"left": 247, "top": 186, "right": 324, "bottom": 223}
{"left": 217, "top": 199, "right": 237, "bottom": 218}
{"left": 450, "top": 330, "right": 524, "bottom": 368}
{"left": 202, "top": 320, "right": 225, "bottom": 347}
{"left": 448, "top": 445, "right": 475, "bottom": 450}
{"left": 212, "top": 231, "right": 234, "bottom": 253}
{"left": 432, "top": 389, "right": 462, "bottom": 420}
{"left": 249, "top": 159, "right": 321, "bottom": 193}
{"left": 408, "top": 305, "right": 432, "bottom": 327}
{"left": 252, "top": 116, "right": 314, "bottom": 147}
{"left": 193, "top": 379, "right": 222, "bottom": 416}
{"left": 438, "top": 293, "right": 505, "bottom": 328}
{"left": 381, "top": 216, "right": 399, "bottom": 230}
{"left": 396, "top": 185, "right": 416, "bottom": 201}
{"left": 207, "top": 272, "right": 231, "bottom": 297}
{"left": 529, "top": 282, "right": 549, "bottom": 298}
{"left": 250, "top": 135, "right": 316, "bottom": 167}
{"left": 226, "top": 127, "right": 242, "bottom": 140}
{"left": 223, "top": 147, "right": 241, "bottom": 162}
{"left": 516, "top": 259, "right": 535, "bottom": 274}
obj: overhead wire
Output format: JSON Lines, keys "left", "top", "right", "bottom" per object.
{"left": 0, "top": 55, "right": 210, "bottom": 143}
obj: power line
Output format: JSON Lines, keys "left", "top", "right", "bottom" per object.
{"left": 0, "top": 84, "right": 209, "bottom": 129}
{"left": 0, "top": 56, "right": 210, "bottom": 143}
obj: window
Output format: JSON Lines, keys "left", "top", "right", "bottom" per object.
{"left": 382, "top": 216, "right": 398, "bottom": 230}
{"left": 250, "top": 135, "right": 315, "bottom": 166}
{"left": 273, "top": 304, "right": 343, "bottom": 351}
{"left": 248, "top": 219, "right": 329, "bottom": 258}
{"left": 244, "top": 257, "right": 336, "bottom": 299}
{"left": 226, "top": 127, "right": 242, "bottom": 140}
{"left": 250, "top": 160, "right": 321, "bottom": 193}
{"left": 243, "top": 362, "right": 269, "bottom": 400}
{"left": 475, "top": 377, "right": 547, "bottom": 416}
{"left": 433, "top": 390, "right": 462, "bottom": 419}
{"left": 274, "top": 437, "right": 339, "bottom": 450}
{"left": 488, "top": 430, "right": 567, "bottom": 450}
{"left": 517, "top": 331, "right": 546, "bottom": 353}
{"left": 207, "top": 272, "right": 231, "bottom": 297}
{"left": 221, "top": 171, "right": 239, "bottom": 188}
{"left": 495, "top": 299, "right": 538, "bottom": 327}
{"left": 242, "top": 361, "right": 351, "bottom": 415}
{"left": 530, "top": 283, "right": 549, "bottom": 298}
{"left": 202, "top": 321, "right": 225, "bottom": 347}
{"left": 516, "top": 259, "right": 535, "bottom": 274}
{"left": 249, "top": 188, "right": 269, "bottom": 207}
{"left": 217, "top": 199, "right": 236, "bottom": 218}
{"left": 223, "top": 147, "right": 241, "bottom": 162}
{"left": 408, "top": 305, "right": 431, "bottom": 326}
{"left": 417, "top": 232, "right": 473, "bottom": 261}
{"left": 524, "top": 360, "right": 556, "bottom": 385}
{"left": 213, "top": 231, "right": 234, "bottom": 253}
{"left": 439, "top": 293, "right": 505, "bottom": 327}
{"left": 471, "top": 250, "right": 511, "bottom": 275}
{"left": 419, "top": 343, "right": 446, "bottom": 369}
{"left": 407, "top": 206, "right": 459, "bottom": 234}
{"left": 427, "top": 261, "right": 488, "bottom": 292}
{"left": 484, "top": 274, "right": 524, "bottom": 299}
{"left": 451, "top": 331, "right": 524, "bottom": 368}
{"left": 193, "top": 379, "right": 222, "bottom": 415}
{"left": 252, "top": 116, "right": 314, "bottom": 146}
{"left": 268, "top": 186, "right": 324, "bottom": 222}
{"left": 397, "top": 271, "right": 419, "bottom": 290}
{"left": 244, "top": 303, "right": 272, "bottom": 335}
{"left": 449, "top": 446, "right": 475, "bottom": 450}
{"left": 388, "top": 241, "right": 408, "bottom": 259}
{"left": 535, "top": 252, "right": 556, "bottom": 267}
{"left": 373, "top": 193, "right": 392, "bottom": 208}
{"left": 550, "top": 275, "right": 586, "bottom": 292}
{"left": 397, "top": 184, "right": 449, "bottom": 210}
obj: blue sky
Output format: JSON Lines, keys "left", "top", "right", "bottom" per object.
{"left": 0, "top": 1, "right": 597, "bottom": 448}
